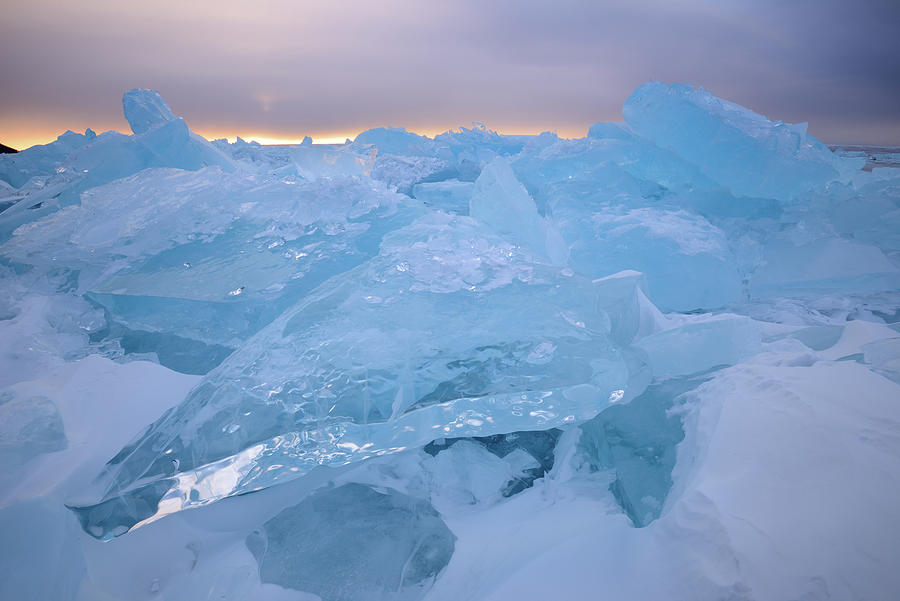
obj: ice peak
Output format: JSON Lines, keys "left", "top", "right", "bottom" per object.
{"left": 122, "top": 88, "right": 177, "bottom": 135}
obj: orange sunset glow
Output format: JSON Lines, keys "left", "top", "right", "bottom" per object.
{"left": 3, "top": 1, "right": 899, "bottom": 149}
{"left": 2, "top": 121, "right": 593, "bottom": 152}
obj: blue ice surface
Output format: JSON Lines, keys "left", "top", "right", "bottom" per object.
{"left": 0, "top": 95, "right": 234, "bottom": 241}
{"left": 1, "top": 85, "right": 898, "bottom": 541}
{"left": 122, "top": 88, "right": 178, "bottom": 134}
{"left": 70, "top": 212, "right": 647, "bottom": 537}
{"left": 248, "top": 483, "right": 455, "bottom": 601}
{"left": 0, "top": 129, "right": 97, "bottom": 189}
{"left": 577, "top": 374, "right": 709, "bottom": 527}
{"left": 623, "top": 82, "right": 863, "bottom": 201}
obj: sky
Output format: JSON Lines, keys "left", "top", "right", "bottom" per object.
{"left": 2, "top": 0, "right": 899, "bottom": 149}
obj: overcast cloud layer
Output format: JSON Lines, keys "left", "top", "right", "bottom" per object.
{"left": 2, "top": 0, "right": 899, "bottom": 148}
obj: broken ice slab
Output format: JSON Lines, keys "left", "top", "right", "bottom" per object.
{"left": 823, "top": 174, "right": 900, "bottom": 257}
{"left": 122, "top": 88, "right": 177, "bottom": 135}
{"left": 587, "top": 121, "right": 634, "bottom": 140}
{"left": 514, "top": 124, "right": 782, "bottom": 223}
{"left": 558, "top": 205, "right": 744, "bottom": 312}
{"left": 470, "top": 157, "right": 568, "bottom": 266}
{"left": 635, "top": 314, "right": 762, "bottom": 379}
{"left": 862, "top": 337, "right": 900, "bottom": 383}
{"left": 507, "top": 137, "right": 759, "bottom": 311}
{"left": 84, "top": 210, "right": 411, "bottom": 349}
{"left": 0, "top": 129, "right": 97, "bottom": 189}
{"left": 63, "top": 117, "right": 235, "bottom": 188}
{"left": 749, "top": 238, "right": 900, "bottom": 298}
{"left": 291, "top": 142, "right": 378, "bottom": 180}
{"left": 70, "top": 213, "right": 649, "bottom": 538}
{"left": 5, "top": 167, "right": 420, "bottom": 354}
{"left": 0, "top": 179, "right": 24, "bottom": 214}
{"left": 425, "top": 439, "right": 540, "bottom": 509}
{"left": 412, "top": 180, "right": 474, "bottom": 215}
{"left": 0, "top": 392, "right": 67, "bottom": 468}
{"left": 0, "top": 92, "right": 234, "bottom": 242}
{"left": 353, "top": 127, "right": 436, "bottom": 157}
{"left": 578, "top": 374, "right": 706, "bottom": 527}
{"left": 425, "top": 429, "right": 562, "bottom": 500}
{"left": 370, "top": 154, "right": 454, "bottom": 196}
{"left": 352, "top": 124, "right": 539, "bottom": 195}
{"left": 780, "top": 325, "right": 845, "bottom": 351}
{"left": 248, "top": 483, "right": 455, "bottom": 601}
{"left": 3, "top": 168, "right": 245, "bottom": 279}
{"left": 433, "top": 124, "right": 527, "bottom": 163}
{"left": 352, "top": 127, "right": 458, "bottom": 195}
{"left": 107, "top": 325, "right": 235, "bottom": 376}
{"left": 623, "top": 82, "right": 862, "bottom": 201}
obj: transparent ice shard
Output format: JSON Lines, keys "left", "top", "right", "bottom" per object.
{"left": 561, "top": 205, "right": 743, "bottom": 311}
{"left": 862, "top": 337, "right": 900, "bottom": 383}
{"left": 353, "top": 127, "right": 435, "bottom": 157}
{"left": 424, "top": 429, "right": 561, "bottom": 499}
{"left": 0, "top": 393, "right": 67, "bottom": 468}
{"left": 247, "top": 483, "right": 454, "bottom": 601}
{"left": 412, "top": 179, "right": 474, "bottom": 215}
{"left": 0, "top": 129, "right": 97, "bottom": 189}
{"left": 623, "top": 82, "right": 861, "bottom": 200}
{"left": 635, "top": 315, "right": 762, "bottom": 379}
{"left": 750, "top": 238, "right": 900, "bottom": 298}
{"left": 0, "top": 91, "right": 234, "bottom": 241}
{"left": 470, "top": 157, "right": 568, "bottom": 265}
{"left": 122, "top": 89, "right": 177, "bottom": 135}
{"left": 425, "top": 440, "right": 539, "bottom": 509}
{"left": 578, "top": 374, "right": 707, "bottom": 526}
{"left": 4, "top": 168, "right": 420, "bottom": 356}
{"left": 69, "top": 213, "right": 646, "bottom": 538}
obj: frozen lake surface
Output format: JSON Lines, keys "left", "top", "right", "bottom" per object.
{"left": 1, "top": 83, "right": 899, "bottom": 601}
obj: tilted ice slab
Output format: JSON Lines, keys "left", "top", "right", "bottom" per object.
{"left": 85, "top": 175, "right": 416, "bottom": 350}
{"left": 3, "top": 167, "right": 244, "bottom": 277}
{"left": 0, "top": 129, "right": 97, "bottom": 189}
{"left": 623, "top": 82, "right": 862, "bottom": 201}
{"left": 69, "top": 213, "right": 649, "bottom": 539}
{"left": 0, "top": 89, "right": 234, "bottom": 242}
{"left": 249, "top": 483, "right": 456, "bottom": 601}
{"left": 508, "top": 137, "right": 746, "bottom": 311}
{"left": 818, "top": 171, "right": 900, "bottom": 257}
{"left": 412, "top": 179, "right": 474, "bottom": 215}
{"left": 511, "top": 102, "right": 898, "bottom": 308}
{"left": 122, "top": 88, "right": 178, "bottom": 134}
{"left": 470, "top": 157, "right": 568, "bottom": 266}
{"left": 351, "top": 123, "right": 537, "bottom": 194}
{"left": 3, "top": 167, "right": 419, "bottom": 353}
{"left": 565, "top": 205, "right": 742, "bottom": 312}
{"left": 353, "top": 127, "right": 437, "bottom": 157}
{"left": 750, "top": 237, "right": 900, "bottom": 298}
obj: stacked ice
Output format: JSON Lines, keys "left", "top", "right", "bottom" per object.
{"left": 1, "top": 83, "right": 899, "bottom": 601}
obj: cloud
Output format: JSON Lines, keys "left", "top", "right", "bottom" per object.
{"left": 1, "top": 0, "right": 898, "bottom": 146}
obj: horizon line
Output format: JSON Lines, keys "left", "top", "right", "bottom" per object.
{"left": 1, "top": 122, "right": 596, "bottom": 153}
{"left": 3, "top": 124, "right": 898, "bottom": 153}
